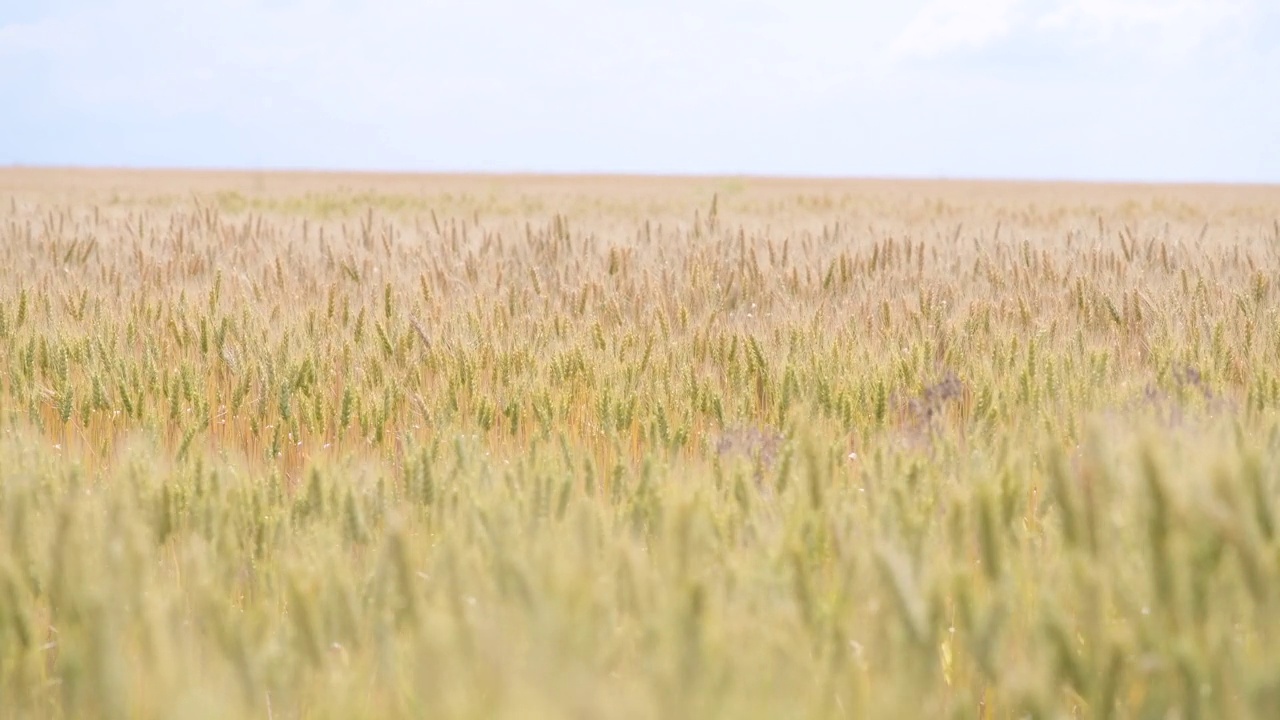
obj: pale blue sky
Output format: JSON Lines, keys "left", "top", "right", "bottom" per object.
{"left": 2, "top": 0, "right": 1277, "bottom": 182}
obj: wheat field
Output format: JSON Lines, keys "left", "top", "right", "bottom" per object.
{"left": 1, "top": 168, "right": 1279, "bottom": 719}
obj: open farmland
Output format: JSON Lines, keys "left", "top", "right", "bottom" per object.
{"left": 1, "top": 168, "right": 1279, "bottom": 718}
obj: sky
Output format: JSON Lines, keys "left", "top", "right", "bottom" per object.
{"left": 1, "top": 0, "right": 1277, "bottom": 183}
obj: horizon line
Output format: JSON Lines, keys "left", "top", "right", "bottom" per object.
{"left": 3, "top": 163, "right": 1278, "bottom": 190}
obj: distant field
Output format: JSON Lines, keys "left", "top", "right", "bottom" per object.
{"left": 1, "top": 168, "right": 1278, "bottom": 719}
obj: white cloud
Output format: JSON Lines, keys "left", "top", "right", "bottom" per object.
{"left": 1038, "top": 0, "right": 1254, "bottom": 60}
{"left": 890, "top": 0, "right": 1025, "bottom": 60}
{"left": 0, "top": 17, "right": 75, "bottom": 55}
{"left": 891, "top": 0, "right": 1258, "bottom": 66}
